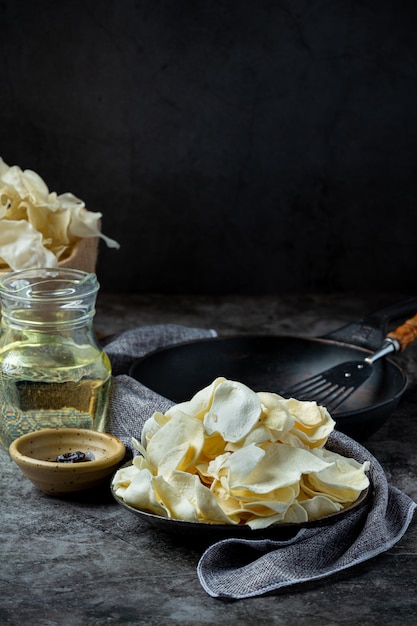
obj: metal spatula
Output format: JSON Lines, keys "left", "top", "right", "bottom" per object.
{"left": 280, "top": 313, "right": 417, "bottom": 412}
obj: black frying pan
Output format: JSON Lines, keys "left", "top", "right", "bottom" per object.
{"left": 130, "top": 299, "right": 417, "bottom": 440}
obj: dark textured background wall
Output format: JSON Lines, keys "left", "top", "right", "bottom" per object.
{"left": 1, "top": 0, "right": 416, "bottom": 293}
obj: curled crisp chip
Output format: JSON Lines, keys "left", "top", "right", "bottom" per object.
{"left": 226, "top": 443, "right": 332, "bottom": 494}
{"left": 297, "top": 494, "right": 343, "bottom": 520}
{"left": 153, "top": 471, "right": 234, "bottom": 524}
{"left": 112, "top": 377, "right": 370, "bottom": 528}
{"left": 226, "top": 392, "right": 293, "bottom": 451}
{"left": 112, "top": 463, "right": 139, "bottom": 497}
{"left": 145, "top": 412, "right": 205, "bottom": 476}
{"left": 123, "top": 469, "right": 169, "bottom": 517}
{"left": 204, "top": 379, "right": 262, "bottom": 442}
{"left": 257, "top": 392, "right": 294, "bottom": 438}
{"left": 0, "top": 220, "right": 58, "bottom": 269}
{"left": 303, "top": 448, "right": 370, "bottom": 503}
{"left": 140, "top": 411, "right": 170, "bottom": 449}
{"left": 152, "top": 473, "right": 200, "bottom": 521}
{"left": 0, "top": 156, "right": 119, "bottom": 271}
{"left": 167, "top": 377, "right": 225, "bottom": 422}
{"left": 279, "top": 397, "right": 336, "bottom": 449}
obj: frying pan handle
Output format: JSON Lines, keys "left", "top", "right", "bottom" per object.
{"left": 387, "top": 313, "right": 417, "bottom": 351}
{"left": 323, "top": 297, "right": 417, "bottom": 349}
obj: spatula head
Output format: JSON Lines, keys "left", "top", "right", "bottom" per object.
{"left": 281, "top": 360, "right": 374, "bottom": 412}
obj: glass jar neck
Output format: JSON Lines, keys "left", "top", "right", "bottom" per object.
{"left": 0, "top": 268, "right": 99, "bottom": 332}
{"left": 0, "top": 313, "right": 96, "bottom": 336}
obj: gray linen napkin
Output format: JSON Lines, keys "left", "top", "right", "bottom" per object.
{"left": 103, "top": 324, "right": 216, "bottom": 451}
{"left": 104, "top": 325, "right": 417, "bottom": 599}
{"left": 197, "top": 431, "right": 417, "bottom": 598}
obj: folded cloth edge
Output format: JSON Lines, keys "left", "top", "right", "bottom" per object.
{"left": 197, "top": 430, "right": 417, "bottom": 599}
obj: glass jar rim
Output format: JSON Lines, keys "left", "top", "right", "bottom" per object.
{"left": 0, "top": 268, "right": 99, "bottom": 302}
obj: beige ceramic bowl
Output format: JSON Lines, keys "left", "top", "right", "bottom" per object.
{"left": 9, "top": 428, "right": 126, "bottom": 496}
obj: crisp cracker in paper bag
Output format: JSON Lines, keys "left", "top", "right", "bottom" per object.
{"left": 0, "top": 156, "right": 119, "bottom": 271}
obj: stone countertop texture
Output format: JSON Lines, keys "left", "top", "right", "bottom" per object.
{"left": 1, "top": 293, "right": 417, "bottom": 625}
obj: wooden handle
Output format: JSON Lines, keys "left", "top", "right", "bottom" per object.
{"left": 387, "top": 313, "right": 417, "bottom": 351}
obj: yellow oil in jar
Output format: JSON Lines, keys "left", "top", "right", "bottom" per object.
{"left": 0, "top": 339, "right": 112, "bottom": 449}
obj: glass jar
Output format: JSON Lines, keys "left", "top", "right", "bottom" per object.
{"left": 0, "top": 268, "right": 112, "bottom": 449}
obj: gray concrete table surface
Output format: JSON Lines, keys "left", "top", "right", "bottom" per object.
{"left": 1, "top": 292, "right": 417, "bottom": 626}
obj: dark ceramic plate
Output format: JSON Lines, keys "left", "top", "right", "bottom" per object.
{"left": 111, "top": 468, "right": 370, "bottom": 539}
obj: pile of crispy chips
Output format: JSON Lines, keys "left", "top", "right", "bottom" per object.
{"left": 0, "top": 157, "right": 119, "bottom": 271}
{"left": 112, "top": 378, "right": 370, "bottom": 529}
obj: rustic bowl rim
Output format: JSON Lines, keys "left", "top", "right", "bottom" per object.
{"left": 9, "top": 428, "right": 126, "bottom": 473}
